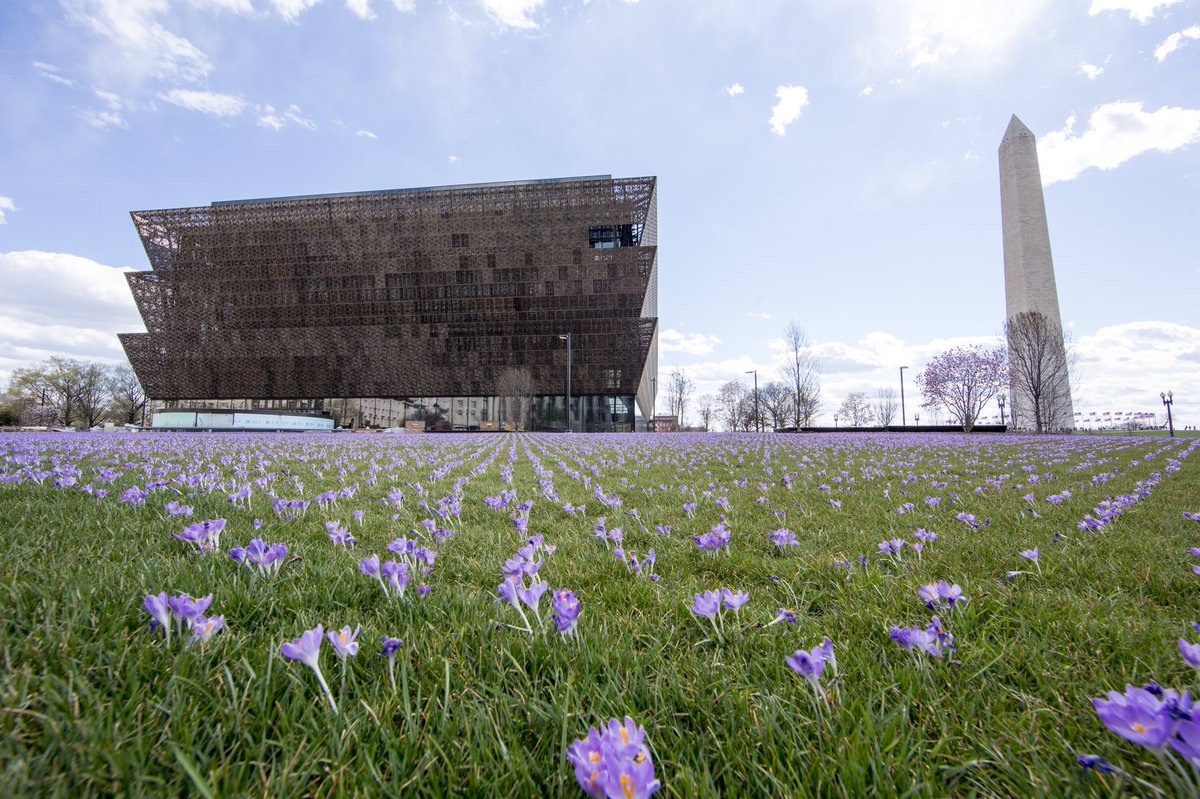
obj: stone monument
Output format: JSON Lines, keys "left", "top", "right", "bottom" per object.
{"left": 999, "top": 115, "right": 1075, "bottom": 431}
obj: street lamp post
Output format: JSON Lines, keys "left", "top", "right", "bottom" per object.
{"left": 914, "top": 413, "right": 920, "bottom": 426}
{"left": 559, "top": 333, "right": 572, "bottom": 433}
{"left": 746, "top": 370, "right": 759, "bottom": 433}
{"left": 899, "top": 366, "right": 909, "bottom": 428}
{"left": 998, "top": 394, "right": 1007, "bottom": 427}
{"left": 1162, "top": 390, "right": 1175, "bottom": 437}
{"left": 834, "top": 414, "right": 839, "bottom": 428}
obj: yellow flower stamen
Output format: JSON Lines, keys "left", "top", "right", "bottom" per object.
{"left": 621, "top": 774, "right": 636, "bottom": 799}
{"left": 1132, "top": 723, "right": 1147, "bottom": 734}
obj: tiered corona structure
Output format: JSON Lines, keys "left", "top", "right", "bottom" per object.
{"left": 120, "top": 175, "right": 658, "bottom": 432}
{"left": 999, "top": 116, "right": 1074, "bottom": 431}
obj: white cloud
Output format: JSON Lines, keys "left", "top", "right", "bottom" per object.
{"left": 768, "top": 85, "right": 809, "bottom": 136}
{"left": 356, "top": 129, "right": 378, "bottom": 139}
{"left": 725, "top": 83, "right": 744, "bottom": 97}
{"left": 0, "top": 251, "right": 140, "bottom": 326}
{"left": 82, "top": 88, "right": 128, "bottom": 128}
{"left": 258, "top": 105, "right": 287, "bottom": 129}
{"left": 270, "top": 0, "right": 324, "bottom": 22}
{"left": 189, "top": 0, "right": 257, "bottom": 13}
{"left": 0, "top": 197, "right": 16, "bottom": 224}
{"left": 346, "top": 0, "right": 376, "bottom": 20}
{"left": 856, "top": 0, "right": 1055, "bottom": 73}
{"left": 1155, "top": 25, "right": 1200, "bottom": 62}
{"left": 95, "top": 88, "right": 124, "bottom": 109}
{"left": 0, "top": 250, "right": 148, "bottom": 384}
{"left": 1079, "top": 62, "right": 1105, "bottom": 79}
{"left": 747, "top": 312, "right": 771, "bottom": 320}
{"left": 448, "top": 154, "right": 459, "bottom": 163}
{"left": 67, "top": 0, "right": 213, "bottom": 83}
{"left": 1088, "top": 0, "right": 1182, "bottom": 23}
{"left": 1038, "top": 101, "right": 1200, "bottom": 185}
{"left": 160, "top": 88, "right": 247, "bottom": 116}
{"left": 284, "top": 104, "right": 317, "bottom": 129}
{"left": 82, "top": 110, "right": 128, "bottom": 128}
{"left": 390, "top": 0, "right": 415, "bottom": 10}
{"left": 858, "top": 85, "right": 874, "bottom": 97}
{"left": 479, "top": 0, "right": 545, "bottom": 29}
{"left": 34, "top": 61, "right": 78, "bottom": 87}
{"left": 659, "top": 329, "right": 721, "bottom": 356}
{"left": 1074, "top": 321, "right": 1200, "bottom": 419}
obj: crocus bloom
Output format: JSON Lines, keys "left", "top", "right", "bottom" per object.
{"left": 517, "top": 581, "right": 548, "bottom": 613}
{"left": 690, "top": 590, "right": 721, "bottom": 619}
{"left": 1092, "top": 685, "right": 1177, "bottom": 751}
{"left": 327, "top": 625, "right": 361, "bottom": 659}
{"left": 1172, "top": 715, "right": 1200, "bottom": 768}
{"left": 567, "top": 717, "right": 660, "bottom": 799}
{"left": 722, "top": 589, "right": 750, "bottom": 613}
{"left": 280, "top": 625, "right": 338, "bottom": 714}
{"left": 786, "top": 636, "right": 835, "bottom": 696}
{"left": 1181, "top": 639, "right": 1200, "bottom": 673}
{"left": 381, "top": 636, "right": 403, "bottom": 690}
{"left": 552, "top": 589, "right": 581, "bottom": 636}
{"left": 190, "top": 615, "right": 225, "bottom": 643}
{"left": 144, "top": 592, "right": 171, "bottom": 640}
{"left": 1020, "top": 548, "right": 1039, "bottom": 562}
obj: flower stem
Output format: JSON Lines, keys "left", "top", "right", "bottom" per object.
{"left": 312, "top": 665, "right": 339, "bottom": 715}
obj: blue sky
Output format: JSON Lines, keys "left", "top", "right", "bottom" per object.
{"left": 1, "top": 0, "right": 1197, "bottom": 427}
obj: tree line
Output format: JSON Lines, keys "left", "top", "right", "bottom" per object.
{"left": 1, "top": 357, "right": 147, "bottom": 428}
{"left": 663, "top": 311, "right": 1076, "bottom": 434}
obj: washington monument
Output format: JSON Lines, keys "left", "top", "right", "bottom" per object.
{"left": 999, "top": 115, "right": 1075, "bottom": 431}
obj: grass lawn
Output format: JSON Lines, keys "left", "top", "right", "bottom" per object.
{"left": 2, "top": 431, "right": 1198, "bottom": 797}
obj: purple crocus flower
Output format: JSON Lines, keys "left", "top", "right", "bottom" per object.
{"left": 786, "top": 636, "right": 835, "bottom": 696}
{"left": 327, "top": 625, "right": 361, "bottom": 659}
{"left": 567, "top": 717, "right": 660, "bottom": 799}
{"left": 1181, "top": 639, "right": 1200, "bottom": 673}
{"left": 380, "top": 636, "right": 403, "bottom": 690}
{"left": 1172, "top": 715, "right": 1200, "bottom": 769}
{"left": 722, "top": 589, "right": 750, "bottom": 614}
{"left": 552, "top": 589, "right": 581, "bottom": 636}
{"left": 1020, "top": 548, "right": 1039, "bottom": 562}
{"left": 280, "top": 625, "right": 337, "bottom": 714}
{"left": 690, "top": 590, "right": 721, "bottom": 619}
{"left": 144, "top": 592, "right": 171, "bottom": 640}
{"left": 1092, "top": 685, "right": 1177, "bottom": 751}
{"left": 497, "top": 576, "right": 521, "bottom": 608}
{"left": 517, "top": 581, "right": 548, "bottom": 613}
{"left": 190, "top": 615, "right": 225, "bottom": 644}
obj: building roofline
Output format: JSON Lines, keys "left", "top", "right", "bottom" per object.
{"left": 208, "top": 174, "right": 622, "bottom": 207}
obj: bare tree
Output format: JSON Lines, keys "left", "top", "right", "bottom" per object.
{"left": 107, "top": 363, "right": 148, "bottom": 424}
{"left": 761, "top": 381, "right": 793, "bottom": 430}
{"left": 697, "top": 393, "right": 716, "bottom": 431}
{"left": 664, "top": 367, "right": 695, "bottom": 427}
{"left": 783, "top": 321, "right": 822, "bottom": 426}
{"left": 838, "top": 392, "right": 875, "bottom": 427}
{"left": 1005, "top": 311, "right": 1076, "bottom": 433}
{"left": 873, "top": 387, "right": 898, "bottom": 426}
{"left": 76, "top": 362, "right": 110, "bottom": 427}
{"left": 496, "top": 367, "right": 535, "bottom": 431}
{"left": 8, "top": 356, "right": 111, "bottom": 428}
{"left": 718, "top": 380, "right": 746, "bottom": 432}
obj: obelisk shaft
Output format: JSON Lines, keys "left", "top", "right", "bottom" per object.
{"left": 999, "top": 115, "right": 1075, "bottom": 431}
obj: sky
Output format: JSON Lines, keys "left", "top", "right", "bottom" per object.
{"left": 0, "top": 0, "right": 1197, "bottom": 428}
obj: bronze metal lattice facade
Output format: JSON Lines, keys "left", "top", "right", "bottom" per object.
{"left": 120, "top": 175, "right": 659, "bottom": 424}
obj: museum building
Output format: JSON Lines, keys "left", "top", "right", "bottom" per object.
{"left": 120, "top": 175, "right": 659, "bottom": 432}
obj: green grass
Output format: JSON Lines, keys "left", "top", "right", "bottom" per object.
{"left": 1, "top": 431, "right": 1198, "bottom": 797}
